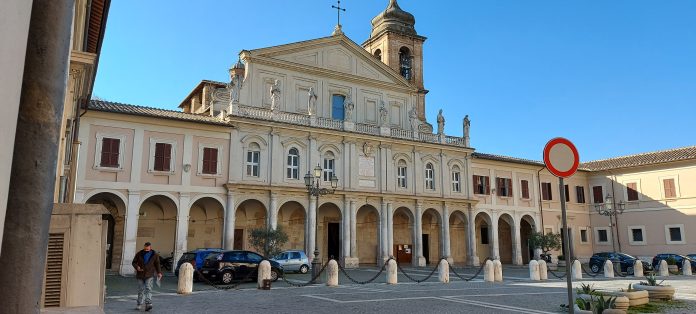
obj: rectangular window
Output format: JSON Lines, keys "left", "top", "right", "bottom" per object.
{"left": 425, "top": 166, "right": 435, "bottom": 190}
{"left": 631, "top": 228, "right": 644, "bottom": 242}
{"left": 473, "top": 175, "right": 490, "bottom": 195}
{"left": 100, "top": 137, "right": 121, "bottom": 168}
{"left": 286, "top": 149, "right": 300, "bottom": 179}
{"left": 669, "top": 227, "right": 682, "bottom": 242}
{"left": 521, "top": 180, "right": 530, "bottom": 199}
{"left": 576, "top": 186, "right": 586, "bottom": 203}
{"left": 323, "top": 158, "right": 335, "bottom": 182}
{"left": 541, "top": 182, "right": 552, "bottom": 200}
{"left": 597, "top": 229, "right": 608, "bottom": 243}
{"left": 331, "top": 94, "right": 345, "bottom": 120}
{"left": 480, "top": 227, "right": 489, "bottom": 244}
{"left": 580, "top": 229, "right": 588, "bottom": 243}
{"left": 153, "top": 142, "right": 172, "bottom": 172}
{"left": 663, "top": 178, "right": 676, "bottom": 198}
{"left": 397, "top": 166, "right": 407, "bottom": 188}
{"left": 452, "top": 172, "right": 461, "bottom": 192}
{"left": 496, "top": 177, "right": 512, "bottom": 197}
{"left": 593, "top": 186, "right": 604, "bottom": 203}
{"left": 626, "top": 182, "right": 639, "bottom": 201}
{"left": 202, "top": 147, "right": 218, "bottom": 175}
{"left": 246, "top": 151, "right": 260, "bottom": 177}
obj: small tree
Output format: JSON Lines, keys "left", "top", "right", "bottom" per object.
{"left": 248, "top": 226, "right": 289, "bottom": 258}
{"left": 529, "top": 231, "right": 562, "bottom": 256}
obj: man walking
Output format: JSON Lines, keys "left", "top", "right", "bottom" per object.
{"left": 132, "top": 242, "right": 163, "bottom": 311}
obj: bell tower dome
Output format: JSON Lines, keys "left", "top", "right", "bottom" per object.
{"left": 363, "top": 0, "right": 428, "bottom": 121}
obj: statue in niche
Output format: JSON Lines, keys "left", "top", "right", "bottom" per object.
{"left": 307, "top": 87, "right": 317, "bottom": 116}
{"left": 229, "top": 74, "right": 242, "bottom": 104}
{"left": 437, "top": 109, "right": 445, "bottom": 134}
{"left": 269, "top": 79, "right": 281, "bottom": 111}
{"left": 409, "top": 107, "right": 419, "bottom": 131}
{"left": 344, "top": 92, "right": 354, "bottom": 121}
{"left": 379, "top": 101, "right": 388, "bottom": 125}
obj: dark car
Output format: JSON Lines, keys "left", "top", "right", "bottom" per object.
{"left": 688, "top": 254, "right": 696, "bottom": 261}
{"left": 174, "top": 248, "right": 223, "bottom": 277}
{"left": 652, "top": 253, "right": 696, "bottom": 271}
{"left": 199, "top": 250, "right": 283, "bottom": 284}
{"left": 589, "top": 252, "right": 651, "bottom": 274}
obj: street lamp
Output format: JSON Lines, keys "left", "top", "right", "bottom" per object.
{"left": 304, "top": 164, "right": 338, "bottom": 282}
{"left": 594, "top": 193, "right": 626, "bottom": 252}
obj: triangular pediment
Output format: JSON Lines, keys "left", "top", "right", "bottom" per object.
{"left": 248, "top": 35, "right": 412, "bottom": 88}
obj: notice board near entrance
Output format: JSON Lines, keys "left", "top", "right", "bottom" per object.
{"left": 394, "top": 244, "right": 412, "bottom": 264}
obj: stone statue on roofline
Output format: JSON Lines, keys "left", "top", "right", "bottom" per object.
{"left": 270, "top": 80, "right": 281, "bottom": 111}
{"left": 344, "top": 92, "right": 354, "bottom": 121}
{"left": 409, "top": 107, "right": 419, "bottom": 132}
{"left": 437, "top": 109, "right": 445, "bottom": 134}
{"left": 463, "top": 115, "right": 471, "bottom": 146}
{"left": 307, "top": 87, "right": 317, "bottom": 116}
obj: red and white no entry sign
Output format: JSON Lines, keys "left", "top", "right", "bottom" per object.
{"left": 543, "top": 137, "right": 579, "bottom": 178}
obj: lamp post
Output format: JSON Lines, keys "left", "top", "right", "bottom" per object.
{"left": 594, "top": 194, "right": 625, "bottom": 252}
{"left": 304, "top": 164, "right": 338, "bottom": 283}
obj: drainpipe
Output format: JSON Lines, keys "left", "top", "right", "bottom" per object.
{"left": 609, "top": 172, "right": 622, "bottom": 252}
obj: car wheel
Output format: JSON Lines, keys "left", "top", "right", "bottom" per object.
{"left": 591, "top": 264, "right": 600, "bottom": 273}
{"left": 221, "top": 270, "right": 234, "bottom": 284}
{"left": 270, "top": 269, "right": 279, "bottom": 282}
{"left": 627, "top": 266, "right": 634, "bottom": 275}
{"left": 299, "top": 264, "right": 309, "bottom": 274}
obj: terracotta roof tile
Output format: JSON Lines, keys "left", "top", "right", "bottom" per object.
{"left": 580, "top": 146, "right": 696, "bottom": 171}
{"left": 88, "top": 100, "right": 230, "bottom": 126}
{"left": 472, "top": 152, "right": 546, "bottom": 167}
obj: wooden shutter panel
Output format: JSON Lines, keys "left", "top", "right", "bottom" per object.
{"left": 44, "top": 233, "right": 65, "bottom": 307}
{"left": 485, "top": 176, "right": 490, "bottom": 195}
{"left": 626, "top": 182, "right": 638, "bottom": 201}
{"left": 163, "top": 143, "right": 171, "bottom": 172}
{"left": 593, "top": 186, "right": 604, "bottom": 203}
{"left": 521, "top": 180, "right": 529, "bottom": 199}
{"left": 202, "top": 148, "right": 211, "bottom": 174}
{"left": 496, "top": 178, "right": 502, "bottom": 196}
{"left": 663, "top": 179, "right": 676, "bottom": 198}
{"left": 100, "top": 138, "right": 111, "bottom": 166}
{"left": 507, "top": 179, "right": 513, "bottom": 197}
{"left": 210, "top": 148, "right": 218, "bottom": 174}
{"left": 154, "top": 143, "right": 164, "bottom": 171}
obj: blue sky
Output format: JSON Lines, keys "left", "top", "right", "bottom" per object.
{"left": 93, "top": 0, "right": 696, "bottom": 162}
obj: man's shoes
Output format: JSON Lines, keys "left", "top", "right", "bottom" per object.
{"left": 145, "top": 304, "right": 153, "bottom": 312}
{"left": 135, "top": 304, "right": 143, "bottom": 311}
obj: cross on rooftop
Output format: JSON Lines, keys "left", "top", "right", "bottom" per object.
{"left": 332, "top": 0, "right": 346, "bottom": 26}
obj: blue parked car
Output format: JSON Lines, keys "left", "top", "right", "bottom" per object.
{"left": 272, "top": 250, "right": 310, "bottom": 274}
{"left": 175, "top": 248, "right": 223, "bottom": 278}
{"left": 589, "top": 252, "right": 652, "bottom": 274}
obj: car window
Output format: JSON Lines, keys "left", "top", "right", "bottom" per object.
{"left": 247, "top": 252, "right": 263, "bottom": 262}
{"left": 277, "top": 252, "right": 287, "bottom": 260}
{"left": 291, "top": 252, "right": 301, "bottom": 259}
{"left": 224, "top": 252, "right": 244, "bottom": 262}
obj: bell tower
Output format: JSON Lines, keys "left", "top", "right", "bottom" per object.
{"left": 363, "top": 0, "right": 428, "bottom": 121}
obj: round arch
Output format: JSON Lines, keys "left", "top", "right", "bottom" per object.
{"left": 392, "top": 206, "right": 414, "bottom": 264}
{"left": 82, "top": 189, "right": 127, "bottom": 208}
{"left": 449, "top": 209, "right": 469, "bottom": 265}
{"left": 422, "top": 208, "right": 442, "bottom": 265}
{"left": 277, "top": 201, "right": 306, "bottom": 251}
{"left": 188, "top": 197, "right": 225, "bottom": 250}
{"left": 86, "top": 192, "right": 127, "bottom": 270}
{"left": 137, "top": 194, "right": 179, "bottom": 260}
{"left": 520, "top": 214, "right": 536, "bottom": 263}
{"left": 474, "top": 211, "right": 493, "bottom": 262}
{"left": 234, "top": 199, "right": 268, "bottom": 251}
{"left": 188, "top": 194, "right": 225, "bottom": 210}
{"left": 355, "top": 204, "right": 379, "bottom": 265}
{"left": 498, "top": 213, "right": 515, "bottom": 264}
{"left": 317, "top": 202, "right": 342, "bottom": 262}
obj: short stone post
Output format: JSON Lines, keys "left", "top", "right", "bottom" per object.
{"left": 438, "top": 259, "right": 450, "bottom": 283}
{"left": 386, "top": 259, "right": 398, "bottom": 284}
{"left": 572, "top": 260, "right": 582, "bottom": 280}
{"left": 493, "top": 260, "right": 503, "bottom": 282}
{"left": 326, "top": 260, "right": 339, "bottom": 286}
{"left": 484, "top": 260, "right": 495, "bottom": 282}
{"left": 529, "top": 260, "right": 540, "bottom": 281}
{"left": 633, "top": 260, "right": 643, "bottom": 277}
{"left": 658, "top": 260, "right": 669, "bottom": 276}
{"left": 257, "top": 260, "right": 271, "bottom": 289}
{"left": 604, "top": 260, "right": 614, "bottom": 278}
{"left": 177, "top": 263, "right": 194, "bottom": 295}
{"left": 538, "top": 260, "right": 548, "bottom": 280}
{"left": 683, "top": 260, "right": 692, "bottom": 276}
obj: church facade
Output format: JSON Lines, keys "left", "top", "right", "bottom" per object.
{"left": 75, "top": 0, "right": 695, "bottom": 275}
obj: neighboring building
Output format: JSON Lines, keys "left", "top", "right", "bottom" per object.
{"left": 74, "top": 0, "right": 694, "bottom": 277}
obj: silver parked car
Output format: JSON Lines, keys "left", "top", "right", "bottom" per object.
{"left": 272, "top": 250, "right": 309, "bottom": 274}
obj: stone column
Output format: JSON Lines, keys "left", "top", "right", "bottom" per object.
{"left": 307, "top": 196, "right": 317, "bottom": 262}
{"left": 415, "top": 202, "right": 426, "bottom": 266}
{"left": 229, "top": 128, "right": 242, "bottom": 182}
{"left": 442, "top": 203, "right": 452, "bottom": 263}
{"left": 350, "top": 200, "right": 357, "bottom": 259}
{"left": 121, "top": 191, "right": 142, "bottom": 275}
{"left": 387, "top": 202, "right": 394, "bottom": 257}
{"left": 174, "top": 194, "right": 190, "bottom": 271}
{"left": 380, "top": 200, "right": 389, "bottom": 263}
{"left": 491, "top": 211, "right": 500, "bottom": 260}
{"left": 223, "top": 191, "right": 236, "bottom": 250}
{"left": 342, "top": 197, "right": 350, "bottom": 260}
{"left": 467, "top": 207, "right": 479, "bottom": 266}
{"left": 269, "top": 193, "right": 278, "bottom": 230}
{"left": 512, "top": 217, "right": 523, "bottom": 265}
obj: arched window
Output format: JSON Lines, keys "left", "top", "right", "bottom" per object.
{"left": 246, "top": 142, "right": 261, "bottom": 177}
{"left": 425, "top": 162, "right": 435, "bottom": 190}
{"left": 331, "top": 94, "right": 345, "bottom": 120}
{"left": 323, "top": 152, "right": 335, "bottom": 182}
{"left": 374, "top": 49, "right": 382, "bottom": 61}
{"left": 451, "top": 165, "right": 461, "bottom": 192}
{"left": 397, "top": 160, "right": 407, "bottom": 188}
{"left": 399, "top": 47, "right": 412, "bottom": 80}
{"left": 287, "top": 148, "right": 299, "bottom": 179}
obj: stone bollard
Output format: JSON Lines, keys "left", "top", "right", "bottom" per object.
{"left": 484, "top": 260, "right": 495, "bottom": 282}
{"left": 683, "top": 260, "right": 692, "bottom": 276}
{"left": 257, "top": 260, "right": 271, "bottom": 289}
{"left": 386, "top": 259, "right": 398, "bottom": 284}
{"left": 438, "top": 259, "right": 450, "bottom": 283}
{"left": 177, "top": 262, "right": 194, "bottom": 295}
{"left": 658, "top": 260, "right": 669, "bottom": 276}
{"left": 633, "top": 260, "right": 644, "bottom": 277}
{"left": 326, "top": 260, "right": 339, "bottom": 286}
{"left": 529, "top": 260, "right": 540, "bottom": 281}
{"left": 604, "top": 260, "right": 614, "bottom": 278}
{"left": 493, "top": 260, "right": 503, "bottom": 282}
{"left": 572, "top": 260, "right": 582, "bottom": 280}
{"left": 538, "top": 260, "right": 548, "bottom": 280}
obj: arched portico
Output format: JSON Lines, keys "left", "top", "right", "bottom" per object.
{"left": 392, "top": 206, "right": 414, "bottom": 265}
{"left": 356, "top": 204, "right": 379, "bottom": 265}
{"left": 449, "top": 210, "right": 468, "bottom": 265}
{"left": 188, "top": 197, "right": 224, "bottom": 250}
{"left": 498, "top": 213, "right": 514, "bottom": 264}
{"left": 234, "top": 199, "right": 267, "bottom": 251}
{"left": 421, "top": 208, "right": 442, "bottom": 265}
{"left": 137, "top": 195, "right": 178, "bottom": 260}
{"left": 277, "top": 201, "right": 306, "bottom": 251}
{"left": 474, "top": 212, "right": 493, "bottom": 262}
{"left": 316, "top": 202, "right": 342, "bottom": 263}
{"left": 86, "top": 192, "right": 126, "bottom": 270}
{"left": 520, "top": 214, "right": 536, "bottom": 264}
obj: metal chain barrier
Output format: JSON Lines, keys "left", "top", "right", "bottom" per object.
{"left": 337, "top": 258, "right": 391, "bottom": 284}
{"left": 547, "top": 264, "right": 567, "bottom": 279}
{"left": 577, "top": 260, "right": 602, "bottom": 278}
{"left": 395, "top": 259, "right": 440, "bottom": 283}
{"left": 612, "top": 262, "right": 628, "bottom": 277}
{"left": 446, "top": 257, "right": 490, "bottom": 281}
{"left": 280, "top": 259, "right": 331, "bottom": 287}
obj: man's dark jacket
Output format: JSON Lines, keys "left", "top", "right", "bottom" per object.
{"left": 132, "top": 249, "right": 162, "bottom": 280}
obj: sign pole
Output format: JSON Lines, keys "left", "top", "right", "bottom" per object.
{"left": 559, "top": 177, "right": 574, "bottom": 313}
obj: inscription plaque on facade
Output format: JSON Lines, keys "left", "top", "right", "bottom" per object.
{"left": 359, "top": 156, "right": 375, "bottom": 177}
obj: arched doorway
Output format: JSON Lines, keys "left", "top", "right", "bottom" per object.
{"left": 188, "top": 197, "right": 224, "bottom": 250}
{"left": 393, "top": 207, "right": 414, "bottom": 264}
{"left": 356, "top": 205, "right": 379, "bottom": 265}
{"left": 234, "top": 199, "right": 267, "bottom": 251}
{"left": 317, "top": 202, "right": 342, "bottom": 262}
{"left": 520, "top": 215, "right": 535, "bottom": 264}
{"left": 498, "top": 213, "right": 514, "bottom": 264}
{"left": 449, "top": 210, "right": 468, "bottom": 265}
{"left": 86, "top": 192, "right": 126, "bottom": 270}
{"left": 277, "top": 201, "right": 306, "bottom": 251}
{"left": 474, "top": 212, "right": 492, "bottom": 262}
{"left": 138, "top": 195, "right": 178, "bottom": 260}
{"left": 422, "top": 208, "right": 442, "bottom": 265}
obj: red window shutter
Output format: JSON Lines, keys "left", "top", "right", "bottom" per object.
{"left": 100, "top": 138, "right": 120, "bottom": 167}
{"left": 663, "top": 179, "right": 676, "bottom": 198}
{"left": 496, "top": 178, "right": 502, "bottom": 196}
{"left": 593, "top": 186, "right": 604, "bottom": 203}
{"left": 626, "top": 183, "right": 638, "bottom": 201}
{"left": 485, "top": 176, "right": 490, "bottom": 195}
{"left": 507, "top": 179, "right": 513, "bottom": 197}
{"left": 210, "top": 148, "right": 218, "bottom": 173}
{"left": 202, "top": 148, "right": 218, "bottom": 174}
{"left": 521, "top": 180, "right": 529, "bottom": 199}
{"left": 163, "top": 143, "right": 171, "bottom": 172}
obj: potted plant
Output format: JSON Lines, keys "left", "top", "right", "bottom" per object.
{"left": 600, "top": 284, "right": 649, "bottom": 307}
{"left": 633, "top": 274, "right": 676, "bottom": 301}
{"left": 666, "top": 257, "right": 679, "bottom": 273}
{"left": 573, "top": 295, "right": 626, "bottom": 314}
{"left": 576, "top": 283, "right": 630, "bottom": 311}
{"left": 528, "top": 231, "right": 561, "bottom": 269}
